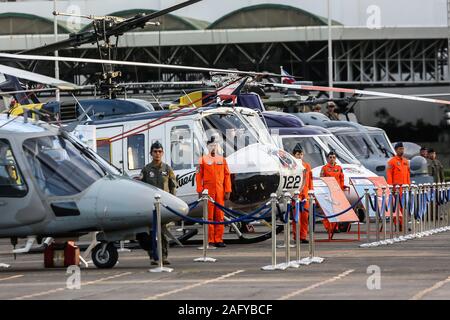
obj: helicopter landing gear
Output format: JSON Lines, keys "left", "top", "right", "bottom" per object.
{"left": 91, "top": 242, "right": 118, "bottom": 269}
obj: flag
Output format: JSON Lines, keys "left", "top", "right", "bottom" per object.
{"left": 280, "top": 66, "right": 296, "bottom": 84}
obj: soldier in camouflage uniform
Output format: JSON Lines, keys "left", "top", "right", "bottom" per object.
{"left": 138, "top": 141, "right": 177, "bottom": 265}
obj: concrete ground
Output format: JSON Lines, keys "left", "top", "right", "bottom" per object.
{"left": 1, "top": 227, "right": 450, "bottom": 300}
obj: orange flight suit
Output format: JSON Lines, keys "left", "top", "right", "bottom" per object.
{"left": 196, "top": 154, "right": 232, "bottom": 244}
{"left": 293, "top": 161, "right": 312, "bottom": 241}
{"left": 320, "top": 163, "right": 345, "bottom": 233}
{"left": 386, "top": 155, "right": 410, "bottom": 229}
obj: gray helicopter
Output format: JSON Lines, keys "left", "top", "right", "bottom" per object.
{"left": 0, "top": 113, "right": 189, "bottom": 268}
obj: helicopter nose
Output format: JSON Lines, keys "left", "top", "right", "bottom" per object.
{"left": 78, "top": 177, "right": 188, "bottom": 230}
{"left": 226, "top": 143, "right": 283, "bottom": 207}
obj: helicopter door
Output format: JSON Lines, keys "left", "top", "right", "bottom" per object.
{"left": 167, "top": 122, "right": 196, "bottom": 200}
{"left": 96, "top": 126, "right": 124, "bottom": 172}
{"left": 0, "top": 139, "right": 34, "bottom": 228}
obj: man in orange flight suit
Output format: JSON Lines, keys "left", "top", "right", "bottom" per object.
{"left": 196, "top": 136, "right": 232, "bottom": 248}
{"left": 386, "top": 142, "right": 410, "bottom": 230}
{"left": 292, "top": 145, "right": 311, "bottom": 243}
{"left": 320, "top": 151, "right": 346, "bottom": 234}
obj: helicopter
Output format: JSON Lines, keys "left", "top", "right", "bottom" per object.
{"left": 0, "top": 112, "right": 189, "bottom": 269}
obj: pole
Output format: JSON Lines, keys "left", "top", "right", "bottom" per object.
{"left": 432, "top": 183, "right": 437, "bottom": 230}
{"left": 306, "top": 190, "right": 323, "bottom": 264}
{"left": 150, "top": 194, "right": 173, "bottom": 272}
{"left": 194, "top": 189, "right": 216, "bottom": 263}
{"left": 53, "top": 0, "right": 60, "bottom": 102}
{"left": 294, "top": 191, "right": 301, "bottom": 262}
{"left": 262, "top": 193, "right": 281, "bottom": 271}
{"left": 389, "top": 185, "right": 394, "bottom": 240}
{"left": 402, "top": 184, "right": 409, "bottom": 238}
{"left": 327, "top": 0, "right": 333, "bottom": 98}
{"left": 364, "top": 188, "right": 370, "bottom": 243}
{"left": 395, "top": 186, "right": 400, "bottom": 238}
{"left": 419, "top": 184, "right": 424, "bottom": 233}
{"left": 411, "top": 185, "right": 416, "bottom": 236}
{"left": 382, "top": 186, "right": 387, "bottom": 241}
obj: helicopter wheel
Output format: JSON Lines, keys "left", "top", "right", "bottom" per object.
{"left": 92, "top": 243, "right": 118, "bottom": 269}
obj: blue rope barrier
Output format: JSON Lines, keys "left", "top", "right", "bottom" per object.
{"left": 314, "top": 196, "right": 363, "bottom": 219}
{"left": 188, "top": 200, "right": 201, "bottom": 210}
{"left": 368, "top": 193, "right": 378, "bottom": 212}
{"left": 163, "top": 202, "right": 272, "bottom": 225}
{"left": 211, "top": 200, "right": 271, "bottom": 218}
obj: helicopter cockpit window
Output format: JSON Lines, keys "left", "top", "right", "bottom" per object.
{"left": 201, "top": 113, "right": 257, "bottom": 157}
{"left": 368, "top": 132, "right": 394, "bottom": 158}
{"left": 335, "top": 134, "right": 375, "bottom": 159}
{"left": 317, "top": 135, "right": 360, "bottom": 165}
{"left": 170, "top": 125, "right": 192, "bottom": 170}
{"left": 282, "top": 137, "right": 325, "bottom": 168}
{"left": 23, "top": 135, "right": 104, "bottom": 197}
{"left": 0, "top": 139, "right": 27, "bottom": 197}
{"left": 127, "top": 134, "right": 145, "bottom": 170}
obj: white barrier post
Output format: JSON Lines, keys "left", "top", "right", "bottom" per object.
{"left": 301, "top": 190, "right": 323, "bottom": 264}
{"left": 402, "top": 184, "right": 409, "bottom": 238}
{"left": 394, "top": 186, "right": 400, "bottom": 239}
{"left": 411, "top": 185, "right": 417, "bottom": 237}
{"left": 437, "top": 183, "right": 442, "bottom": 229}
{"left": 150, "top": 194, "right": 173, "bottom": 273}
{"left": 418, "top": 184, "right": 423, "bottom": 233}
{"left": 432, "top": 183, "right": 437, "bottom": 230}
{"left": 447, "top": 183, "right": 450, "bottom": 227}
{"left": 262, "top": 193, "right": 282, "bottom": 271}
{"left": 364, "top": 188, "right": 370, "bottom": 243}
{"left": 292, "top": 191, "right": 310, "bottom": 266}
{"left": 281, "top": 192, "right": 298, "bottom": 269}
{"left": 373, "top": 187, "right": 379, "bottom": 243}
{"left": 194, "top": 189, "right": 217, "bottom": 263}
{"left": 389, "top": 185, "right": 394, "bottom": 241}
{"left": 426, "top": 183, "right": 432, "bottom": 232}
{"left": 382, "top": 186, "right": 387, "bottom": 241}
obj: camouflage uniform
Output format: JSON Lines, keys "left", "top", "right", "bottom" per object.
{"left": 141, "top": 160, "right": 177, "bottom": 260}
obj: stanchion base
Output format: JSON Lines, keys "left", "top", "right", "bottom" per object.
{"left": 118, "top": 249, "right": 131, "bottom": 253}
{"left": 149, "top": 266, "right": 174, "bottom": 273}
{"left": 0, "top": 263, "right": 10, "bottom": 268}
{"left": 194, "top": 257, "right": 217, "bottom": 262}
{"left": 261, "top": 264, "right": 284, "bottom": 271}
{"left": 300, "top": 257, "right": 324, "bottom": 264}
{"left": 197, "top": 246, "right": 217, "bottom": 250}
{"left": 274, "top": 262, "right": 292, "bottom": 270}
{"left": 292, "top": 259, "right": 312, "bottom": 266}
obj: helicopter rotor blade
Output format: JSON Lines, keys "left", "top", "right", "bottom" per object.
{"left": 0, "top": 53, "right": 283, "bottom": 78}
{"left": 271, "top": 83, "right": 450, "bottom": 106}
{"left": 0, "top": 63, "right": 80, "bottom": 90}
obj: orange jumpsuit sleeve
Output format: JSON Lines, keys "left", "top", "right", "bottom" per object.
{"left": 196, "top": 157, "right": 204, "bottom": 193}
{"left": 223, "top": 158, "right": 232, "bottom": 193}
{"left": 386, "top": 159, "right": 393, "bottom": 185}
{"left": 320, "top": 166, "right": 326, "bottom": 177}
{"left": 406, "top": 162, "right": 411, "bottom": 185}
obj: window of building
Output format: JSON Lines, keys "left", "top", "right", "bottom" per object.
{"left": 127, "top": 134, "right": 145, "bottom": 170}
{"left": 0, "top": 139, "right": 27, "bottom": 197}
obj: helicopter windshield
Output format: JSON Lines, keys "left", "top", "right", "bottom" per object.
{"left": 237, "top": 110, "right": 275, "bottom": 146}
{"left": 317, "top": 135, "right": 361, "bottom": 165}
{"left": 281, "top": 136, "right": 326, "bottom": 168}
{"left": 201, "top": 112, "right": 259, "bottom": 157}
{"left": 23, "top": 135, "right": 106, "bottom": 196}
{"left": 334, "top": 134, "right": 376, "bottom": 159}
{"left": 368, "top": 132, "right": 394, "bottom": 158}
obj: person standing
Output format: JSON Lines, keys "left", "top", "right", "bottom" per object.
{"left": 428, "top": 149, "right": 445, "bottom": 183}
{"left": 386, "top": 142, "right": 410, "bottom": 230}
{"left": 138, "top": 141, "right": 177, "bottom": 265}
{"left": 292, "top": 145, "right": 311, "bottom": 243}
{"left": 320, "top": 151, "right": 346, "bottom": 234}
{"left": 325, "top": 102, "right": 340, "bottom": 120}
{"left": 196, "top": 136, "right": 232, "bottom": 247}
